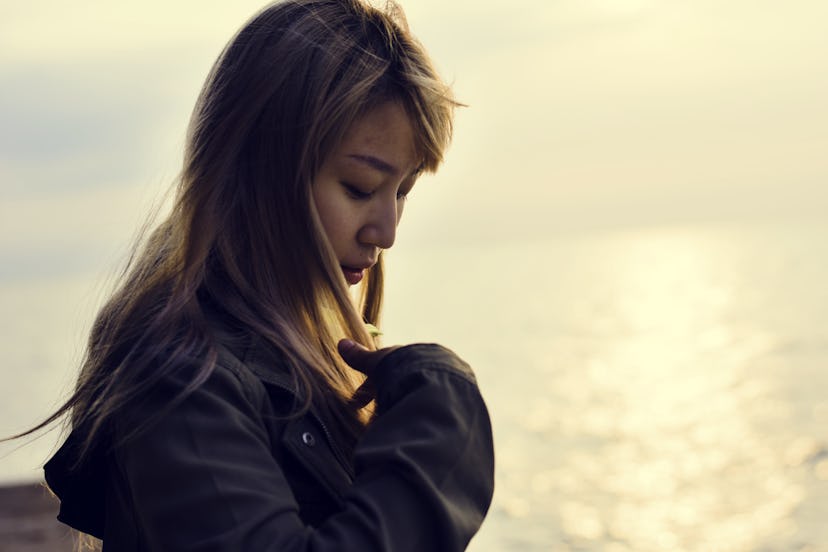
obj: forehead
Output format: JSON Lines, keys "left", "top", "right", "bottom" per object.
{"left": 335, "top": 101, "right": 421, "bottom": 176}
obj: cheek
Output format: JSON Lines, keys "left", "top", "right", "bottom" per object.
{"left": 312, "top": 187, "right": 338, "bottom": 230}
{"left": 314, "top": 195, "right": 354, "bottom": 247}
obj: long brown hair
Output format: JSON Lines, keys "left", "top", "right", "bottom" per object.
{"left": 13, "top": 0, "right": 456, "bottom": 462}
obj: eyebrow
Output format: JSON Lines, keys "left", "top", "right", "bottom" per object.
{"left": 347, "top": 154, "right": 399, "bottom": 176}
{"left": 347, "top": 154, "right": 424, "bottom": 178}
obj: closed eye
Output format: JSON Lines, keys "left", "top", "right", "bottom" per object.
{"left": 342, "top": 182, "right": 372, "bottom": 200}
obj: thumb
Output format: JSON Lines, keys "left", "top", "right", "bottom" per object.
{"left": 338, "top": 339, "right": 401, "bottom": 377}
{"left": 337, "top": 339, "right": 374, "bottom": 375}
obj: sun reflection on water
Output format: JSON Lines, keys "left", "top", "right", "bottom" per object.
{"left": 384, "top": 222, "right": 828, "bottom": 551}
{"left": 539, "top": 228, "right": 811, "bottom": 550}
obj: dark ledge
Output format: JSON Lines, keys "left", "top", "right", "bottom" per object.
{"left": 0, "top": 481, "right": 74, "bottom": 552}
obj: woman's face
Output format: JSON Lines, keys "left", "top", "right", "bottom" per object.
{"left": 312, "top": 101, "right": 421, "bottom": 286}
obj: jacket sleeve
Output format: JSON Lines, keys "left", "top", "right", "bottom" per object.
{"left": 115, "top": 343, "right": 495, "bottom": 551}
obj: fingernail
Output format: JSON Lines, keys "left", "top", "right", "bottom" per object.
{"left": 339, "top": 339, "right": 356, "bottom": 352}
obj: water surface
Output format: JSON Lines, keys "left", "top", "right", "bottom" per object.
{"left": 3, "top": 220, "right": 827, "bottom": 551}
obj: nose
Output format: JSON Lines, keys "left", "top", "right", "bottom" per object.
{"left": 358, "top": 196, "right": 399, "bottom": 250}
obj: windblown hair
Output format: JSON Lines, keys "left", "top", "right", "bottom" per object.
{"left": 17, "top": 0, "right": 456, "bottom": 466}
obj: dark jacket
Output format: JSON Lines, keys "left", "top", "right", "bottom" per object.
{"left": 44, "top": 339, "right": 495, "bottom": 551}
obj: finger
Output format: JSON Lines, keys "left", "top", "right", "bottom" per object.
{"left": 337, "top": 339, "right": 377, "bottom": 375}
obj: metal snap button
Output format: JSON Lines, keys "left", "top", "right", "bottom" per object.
{"left": 301, "top": 431, "right": 316, "bottom": 447}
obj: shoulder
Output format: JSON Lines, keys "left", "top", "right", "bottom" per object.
{"left": 212, "top": 342, "right": 269, "bottom": 402}
{"left": 213, "top": 335, "right": 301, "bottom": 409}
{"left": 167, "top": 337, "right": 299, "bottom": 421}
{"left": 103, "top": 335, "right": 297, "bottom": 447}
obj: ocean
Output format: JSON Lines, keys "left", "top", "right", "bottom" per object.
{"left": 3, "top": 219, "right": 827, "bottom": 551}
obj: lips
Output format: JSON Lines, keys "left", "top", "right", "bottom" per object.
{"left": 341, "top": 265, "right": 367, "bottom": 285}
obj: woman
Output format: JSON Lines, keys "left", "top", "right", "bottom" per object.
{"left": 37, "top": 0, "right": 494, "bottom": 550}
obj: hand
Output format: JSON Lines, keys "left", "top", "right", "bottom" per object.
{"left": 337, "top": 339, "right": 400, "bottom": 378}
{"left": 338, "top": 339, "right": 400, "bottom": 408}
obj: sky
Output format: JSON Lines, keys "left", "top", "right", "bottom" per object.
{"left": 2, "top": 0, "right": 828, "bottom": 282}
{"left": 1, "top": 0, "right": 827, "bottom": 506}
